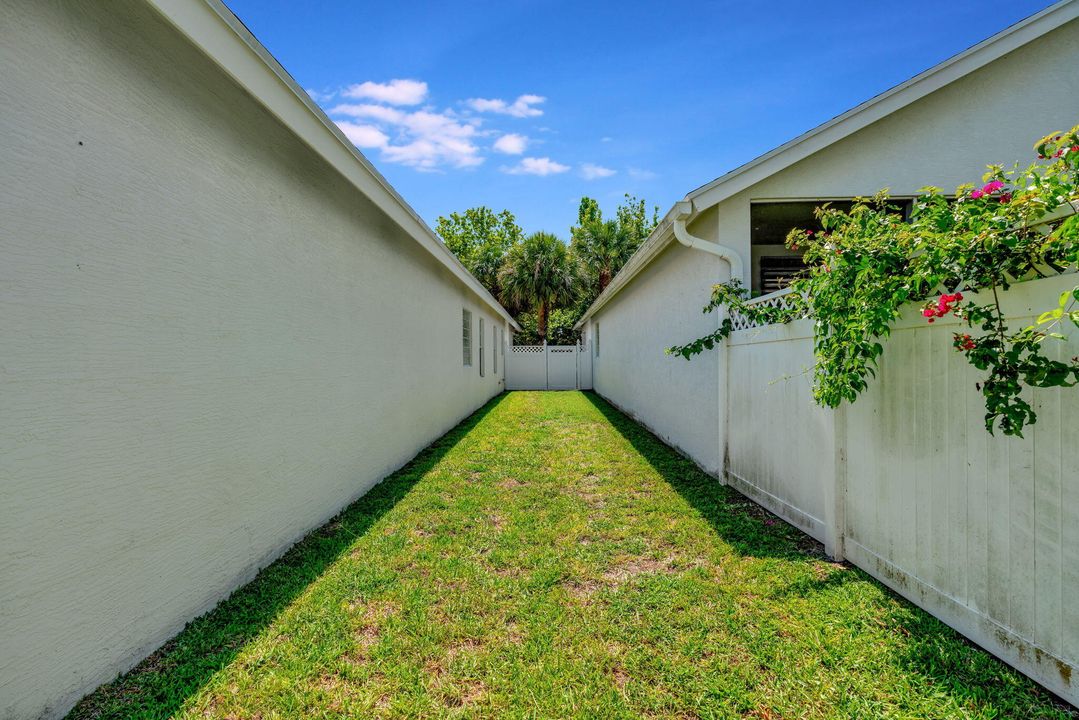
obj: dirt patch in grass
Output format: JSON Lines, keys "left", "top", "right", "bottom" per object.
{"left": 602, "top": 555, "right": 678, "bottom": 582}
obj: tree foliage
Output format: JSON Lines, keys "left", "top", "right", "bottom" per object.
{"left": 499, "top": 232, "right": 580, "bottom": 341}
{"left": 438, "top": 195, "right": 660, "bottom": 345}
{"left": 436, "top": 207, "right": 523, "bottom": 294}
{"left": 571, "top": 194, "right": 659, "bottom": 296}
{"left": 671, "top": 126, "right": 1079, "bottom": 437}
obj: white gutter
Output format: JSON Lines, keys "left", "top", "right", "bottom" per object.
{"left": 670, "top": 201, "right": 745, "bottom": 284}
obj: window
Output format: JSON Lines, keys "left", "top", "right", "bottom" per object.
{"left": 749, "top": 199, "right": 912, "bottom": 294}
{"left": 594, "top": 323, "right": 600, "bottom": 357}
{"left": 759, "top": 256, "right": 808, "bottom": 294}
{"left": 462, "top": 309, "right": 472, "bottom": 366}
{"left": 493, "top": 325, "right": 498, "bottom": 374}
{"left": 479, "top": 317, "right": 485, "bottom": 376}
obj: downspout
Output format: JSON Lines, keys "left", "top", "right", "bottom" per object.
{"left": 671, "top": 201, "right": 744, "bottom": 285}
{"left": 670, "top": 200, "right": 744, "bottom": 485}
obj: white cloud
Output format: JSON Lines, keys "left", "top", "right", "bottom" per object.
{"left": 305, "top": 88, "right": 336, "bottom": 103}
{"left": 466, "top": 94, "right": 546, "bottom": 118}
{"left": 331, "top": 103, "right": 406, "bottom": 123}
{"left": 335, "top": 121, "right": 389, "bottom": 149}
{"left": 502, "top": 157, "right": 569, "bottom": 176}
{"left": 600, "top": 136, "right": 614, "bottom": 143}
{"left": 493, "top": 133, "right": 528, "bottom": 155}
{"left": 330, "top": 102, "right": 482, "bottom": 170}
{"left": 341, "top": 79, "right": 428, "bottom": 105}
{"left": 580, "top": 163, "right": 616, "bottom": 180}
{"left": 628, "top": 167, "right": 658, "bottom": 180}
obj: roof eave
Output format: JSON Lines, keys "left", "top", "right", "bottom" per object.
{"left": 144, "top": 0, "right": 521, "bottom": 331}
{"left": 576, "top": 0, "right": 1077, "bottom": 326}
{"left": 574, "top": 220, "right": 678, "bottom": 329}
{"left": 687, "top": 0, "right": 1079, "bottom": 211}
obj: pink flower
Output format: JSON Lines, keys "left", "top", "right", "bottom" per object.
{"left": 999, "top": 192, "right": 1012, "bottom": 203}
{"left": 970, "top": 189, "right": 984, "bottom": 199}
{"left": 982, "top": 180, "right": 1004, "bottom": 193}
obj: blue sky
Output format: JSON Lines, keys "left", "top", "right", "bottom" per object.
{"left": 227, "top": 0, "right": 1052, "bottom": 236}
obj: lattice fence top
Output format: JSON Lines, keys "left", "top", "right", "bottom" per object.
{"left": 549, "top": 348, "right": 575, "bottom": 354}
{"left": 729, "top": 287, "right": 807, "bottom": 331}
{"left": 511, "top": 345, "right": 544, "bottom": 353}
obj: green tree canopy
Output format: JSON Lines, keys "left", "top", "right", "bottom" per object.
{"left": 571, "top": 194, "right": 660, "bottom": 295}
{"left": 571, "top": 219, "right": 631, "bottom": 292}
{"left": 498, "top": 232, "right": 579, "bottom": 342}
{"left": 436, "top": 207, "right": 523, "bottom": 294}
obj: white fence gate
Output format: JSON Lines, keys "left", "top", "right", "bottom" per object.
{"left": 506, "top": 342, "right": 592, "bottom": 390}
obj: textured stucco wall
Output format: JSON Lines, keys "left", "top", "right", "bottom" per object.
{"left": 0, "top": 2, "right": 506, "bottom": 718}
{"left": 589, "top": 241, "right": 724, "bottom": 475}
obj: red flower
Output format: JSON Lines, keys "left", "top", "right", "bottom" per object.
{"left": 923, "top": 292, "right": 964, "bottom": 323}
{"left": 954, "top": 333, "right": 976, "bottom": 352}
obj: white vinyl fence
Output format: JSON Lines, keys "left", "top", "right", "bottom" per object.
{"left": 506, "top": 342, "right": 593, "bottom": 390}
{"left": 724, "top": 273, "right": 1079, "bottom": 704}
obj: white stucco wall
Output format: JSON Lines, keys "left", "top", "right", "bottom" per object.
{"left": 589, "top": 242, "right": 724, "bottom": 475}
{"left": 0, "top": 2, "right": 508, "bottom": 718}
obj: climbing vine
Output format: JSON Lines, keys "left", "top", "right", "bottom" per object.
{"left": 670, "top": 126, "right": 1079, "bottom": 436}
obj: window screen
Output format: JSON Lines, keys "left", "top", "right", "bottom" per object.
{"left": 462, "top": 309, "right": 472, "bottom": 366}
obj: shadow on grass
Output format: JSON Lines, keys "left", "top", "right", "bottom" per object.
{"left": 580, "top": 390, "right": 1076, "bottom": 717}
{"left": 66, "top": 394, "right": 508, "bottom": 720}
{"left": 580, "top": 390, "right": 819, "bottom": 561}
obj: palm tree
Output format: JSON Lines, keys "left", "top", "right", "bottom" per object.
{"left": 572, "top": 219, "right": 632, "bottom": 293}
{"left": 499, "top": 232, "right": 578, "bottom": 342}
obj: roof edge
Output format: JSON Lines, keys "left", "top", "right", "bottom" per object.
{"left": 576, "top": 0, "right": 1077, "bottom": 327}
{"left": 144, "top": 0, "right": 521, "bottom": 330}
{"left": 687, "top": 0, "right": 1079, "bottom": 210}
{"left": 574, "top": 221, "right": 677, "bottom": 328}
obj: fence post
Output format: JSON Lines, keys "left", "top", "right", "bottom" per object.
{"left": 824, "top": 404, "right": 847, "bottom": 561}
{"left": 717, "top": 305, "right": 730, "bottom": 486}
{"left": 575, "top": 340, "right": 580, "bottom": 390}
{"left": 543, "top": 340, "right": 549, "bottom": 390}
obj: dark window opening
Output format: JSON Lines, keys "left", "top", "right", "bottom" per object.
{"left": 760, "top": 256, "right": 808, "bottom": 295}
{"left": 749, "top": 199, "right": 911, "bottom": 294}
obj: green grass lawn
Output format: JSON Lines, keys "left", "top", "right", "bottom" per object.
{"left": 70, "top": 391, "right": 1074, "bottom": 719}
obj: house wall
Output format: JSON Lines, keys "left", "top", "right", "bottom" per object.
{"left": 724, "top": 274, "right": 1079, "bottom": 705}
{"left": 588, "top": 241, "right": 724, "bottom": 475}
{"left": 714, "top": 16, "right": 1079, "bottom": 288}
{"left": 581, "top": 13, "right": 1079, "bottom": 478}
{"left": 0, "top": 2, "right": 507, "bottom": 718}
